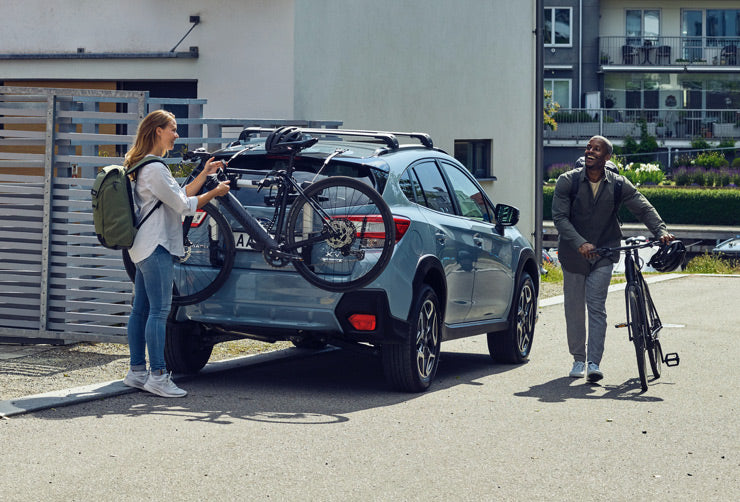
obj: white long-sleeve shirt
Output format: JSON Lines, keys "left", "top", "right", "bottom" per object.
{"left": 128, "top": 156, "right": 198, "bottom": 263}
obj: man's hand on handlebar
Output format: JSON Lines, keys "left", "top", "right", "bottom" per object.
{"left": 578, "top": 242, "right": 597, "bottom": 260}
{"left": 660, "top": 233, "right": 675, "bottom": 245}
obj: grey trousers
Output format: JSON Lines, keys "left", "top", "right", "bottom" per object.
{"left": 562, "top": 265, "right": 613, "bottom": 365}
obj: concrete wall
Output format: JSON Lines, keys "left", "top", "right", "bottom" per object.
{"left": 294, "top": 0, "right": 538, "bottom": 242}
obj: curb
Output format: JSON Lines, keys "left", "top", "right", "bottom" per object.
{"left": 0, "top": 346, "right": 333, "bottom": 418}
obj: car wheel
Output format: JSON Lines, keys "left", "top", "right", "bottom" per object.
{"left": 488, "top": 271, "right": 535, "bottom": 364}
{"left": 382, "top": 285, "right": 441, "bottom": 392}
{"left": 164, "top": 319, "right": 213, "bottom": 374}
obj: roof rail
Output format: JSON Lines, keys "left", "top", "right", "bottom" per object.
{"left": 238, "top": 127, "right": 434, "bottom": 149}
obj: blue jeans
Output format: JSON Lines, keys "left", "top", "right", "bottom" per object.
{"left": 127, "top": 245, "right": 173, "bottom": 373}
{"left": 563, "top": 264, "right": 613, "bottom": 365}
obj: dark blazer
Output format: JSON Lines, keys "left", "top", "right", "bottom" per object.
{"left": 552, "top": 168, "right": 668, "bottom": 274}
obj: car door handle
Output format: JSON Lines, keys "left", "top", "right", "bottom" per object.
{"left": 435, "top": 231, "right": 446, "bottom": 245}
{"left": 473, "top": 237, "right": 483, "bottom": 247}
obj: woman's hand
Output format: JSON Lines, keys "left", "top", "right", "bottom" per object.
{"left": 211, "top": 180, "right": 230, "bottom": 197}
{"left": 203, "top": 157, "right": 226, "bottom": 176}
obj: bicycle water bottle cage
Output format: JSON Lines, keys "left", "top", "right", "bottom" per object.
{"left": 663, "top": 352, "right": 680, "bottom": 367}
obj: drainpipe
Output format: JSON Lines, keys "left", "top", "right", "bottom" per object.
{"left": 535, "top": 0, "right": 544, "bottom": 265}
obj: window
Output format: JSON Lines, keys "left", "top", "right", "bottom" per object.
{"left": 544, "top": 79, "right": 571, "bottom": 109}
{"left": 454, "top": 139, "right": 492, "bottom": 179}
{"left": 626, "top": 9, "right": 660, "bottom": 46}
{"left": 410, "top": 161, "right": 454, "bottom": 214}
{"left": 707, "top": 9, "right": 740, "bottom": 45}
{"left": 439, "top": 162, "right": 493, "bottom": 223}
{"left": 544, "top": 7, "right": 572, "bottom": 46}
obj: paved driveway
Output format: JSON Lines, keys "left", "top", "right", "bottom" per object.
{"left": 0, "top": 275, "right": 738, "bottom": 500}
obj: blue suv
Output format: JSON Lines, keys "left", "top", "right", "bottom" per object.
{"left": 166, "top": 129, "right": 539, "bottom": 392}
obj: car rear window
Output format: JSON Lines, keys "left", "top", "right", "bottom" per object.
{"left": 225, "top": 154, "right": 387, "bottom": 208}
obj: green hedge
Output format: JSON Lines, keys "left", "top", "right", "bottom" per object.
{"left": 542, "top": 186, "right": 740, "bottom": 225}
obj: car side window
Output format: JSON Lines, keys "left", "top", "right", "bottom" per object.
{"left": 440, "top": 162, "right": 493, "bottom": 222}
{"left": 411, "top": 161, "right": 454, "bottom": 214}
{"left": 399, "top": 169, "right": 420, "bottom": 203}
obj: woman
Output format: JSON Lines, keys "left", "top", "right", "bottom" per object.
{"left": 122, "top": 110, "right": 230, "bottom": 397}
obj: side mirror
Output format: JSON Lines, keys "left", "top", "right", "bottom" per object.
{"left": 494, "top": 203, "right": 520, "bottom": 227}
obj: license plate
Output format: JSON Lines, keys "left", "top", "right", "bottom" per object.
{"left": 233, "top": 232, "right": 257, "bottom": 251}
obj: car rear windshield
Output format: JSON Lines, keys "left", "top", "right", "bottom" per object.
{"left": 225, "top": 153, "right": 388, "bottom": 208}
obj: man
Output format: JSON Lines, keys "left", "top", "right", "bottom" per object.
{"left": 552, "top": 136, "right": 674, "bottom": 382}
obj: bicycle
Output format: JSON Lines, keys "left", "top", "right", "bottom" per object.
{"left": 596, "top": 237, "right": 684, "bottom": 392}
{"left": 123, "top": 127, "right": 396, "bottom": 306}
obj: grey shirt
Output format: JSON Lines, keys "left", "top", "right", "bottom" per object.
{"left": 128, "top": 157, "right": 198, "bottom": 263}
{"left": 552, "top": 168, "right": 669, "bottom": 274}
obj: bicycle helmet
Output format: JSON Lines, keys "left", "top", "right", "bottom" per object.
{"left": 648, "top": 240, "right": 686, "bottom": 272}
{"left": 265, "top": 126, "right": 309, "bottom": 154}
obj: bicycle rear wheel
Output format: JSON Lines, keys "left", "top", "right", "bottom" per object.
{"left": 286, "top": 176, "right": 395, "bottom": 292}
{"left": 626, "top": 285, "right": 649, "bottom": 392}
{"left": 122, "top": 202, "right": 235, "bottom": 306}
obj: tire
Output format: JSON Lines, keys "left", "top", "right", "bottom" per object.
{"left": 286, "top": 176, "right": 395, "bottom": 292}
{"left": 648, "top": 337, "right": 662, "bottom": 380}
{"left": 164, "top": 319, "right": 213, "bottom": 374}
{"left": 627, "top": 286, "right": 649, "bottom": 392}
{"left": 382, "top": 285, "right": 441, "bottom": 392}
{"left": 121, "top": 202, "right": 236, "bottom": 306}
{"left": 488, "top": 272, "right": 536, "bottom": 363}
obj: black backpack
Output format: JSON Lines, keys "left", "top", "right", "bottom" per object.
{"left": 91, "top": 157, "right": 164, "bottom": 250}
{"left": 570, "top": 157, "right": 623, "bottom": 224}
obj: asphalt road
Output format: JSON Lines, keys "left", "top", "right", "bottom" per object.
{"left": 0, "top": 275, "right": 738, "bottom": 500}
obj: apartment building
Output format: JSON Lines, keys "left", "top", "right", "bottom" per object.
{"left": 544, "top": 0, "right": 740, "bottom": 167}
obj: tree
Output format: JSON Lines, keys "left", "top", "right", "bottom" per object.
{"left": 544, "top": 90, "right": 560, "bottom": 130}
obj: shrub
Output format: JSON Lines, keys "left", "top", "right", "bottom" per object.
{"left": 694, "top": 151, "right": 729, "bottom": 169}
{"left": 620, "top": 162, "right": 665, "bottom": 185}
{"left": 545, "top": 163, "right": 572, "bottom": 181}
{"left": 732, "top": 157, "right": 740, "bottom": 168}
{"left": 542, "top": 186, "right": 740, "bottom": 225}
{"left": 685, "top": 253, "right": 740, "bottom": 274}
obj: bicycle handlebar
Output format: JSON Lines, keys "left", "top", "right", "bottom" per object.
{"left": 595, "top": 237, "right": 661, "bottom": 258}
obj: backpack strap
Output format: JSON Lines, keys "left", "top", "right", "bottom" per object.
{"left": 126, "top": 157, "right": 166, "bottom": 228}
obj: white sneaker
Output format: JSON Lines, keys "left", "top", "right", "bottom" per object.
{"left": 587, "top": 362, "right": 604, "bottom": 382}
{"left": 123, "top": 369, "right": 149, "bottom": 390}
{"left": 143, "top": 371, "right": 187, "bottom": 398}
{"left": 569, "top": 361, "right": 586, "bottom": 378}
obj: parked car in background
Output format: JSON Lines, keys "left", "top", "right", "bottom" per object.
{"left": 165, "top": 128, "right": 539, "bottom": 392}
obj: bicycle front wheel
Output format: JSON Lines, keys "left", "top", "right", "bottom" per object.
{"left": 173, "top": 202, "right": 235, "bottom": 306}
{"left": 626, "top": 285, "right": 649, "bottom": 392}
{"left": 122, "top": 203, "right": 235, "bottom": 307}
{"left": 286, "top": 176, "right": 395, "bottom": 292}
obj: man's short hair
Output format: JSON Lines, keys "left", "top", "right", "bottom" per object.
{"left": 590, "top": 135, "right": 613, "bottom": 156}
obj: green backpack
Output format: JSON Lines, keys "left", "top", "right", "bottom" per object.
{"left": 91, "top": 157, "right": 164, "bottom": 250}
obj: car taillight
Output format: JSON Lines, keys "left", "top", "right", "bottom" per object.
{"left": 190, "top": 210, "right": 207, "bottom": 228}
{"left": 341, "top": 215, "right": 410, "bottom": 246}
{"left": 348, "top": 313, "right": 376, "bottom": 331}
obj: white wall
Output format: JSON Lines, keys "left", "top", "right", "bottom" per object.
{"left": 294, "top": 0, "right": 537, "bottom": 242}
{"left": 0, "top": 0, "right": 295, "bottom": 117}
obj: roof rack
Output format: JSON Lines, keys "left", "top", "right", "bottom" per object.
{"left": 238, "top": 127, "right": 434, "bottom": 149}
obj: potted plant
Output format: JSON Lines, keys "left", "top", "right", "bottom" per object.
{"left": 656, "top": 120, "right": 666, "bottom": 137}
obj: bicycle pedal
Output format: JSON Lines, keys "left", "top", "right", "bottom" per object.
{"left": 614, "top": 322, "right": 628, "bottom": 328}
{"left": 663, "top": 352, "right": 680, "bottom": 366}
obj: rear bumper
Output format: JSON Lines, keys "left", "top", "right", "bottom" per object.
{"left": 334, "top": 289, "right": 409, "bottom": 344}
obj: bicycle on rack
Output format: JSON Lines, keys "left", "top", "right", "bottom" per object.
{"left": 123, "top": 126, "right": 395, "bottom": 306}
{"left": 596, "top": 236, "right": 685, "bottom": 392}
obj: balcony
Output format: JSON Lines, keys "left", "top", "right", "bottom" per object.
{"left": 545, "top": 108, "right": 740, "bottom": 142}
{"left": 599, "top": 36, "right": 739, "bottom": 68}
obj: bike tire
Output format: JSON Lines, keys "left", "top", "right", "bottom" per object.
{"left": 285, "top": 176, "right": 395, "bottom": 292}
{"left": 648, "top": 337, "right": 662, "bottom": 380}
{"left": 121, "top": 202, "right": 236, "bottom": 306}
{"left": 627, "top": 285, "right": 649, "bottom": 392}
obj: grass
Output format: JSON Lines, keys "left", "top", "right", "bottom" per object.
{"left": 541, "top": 253, "right": 739, "bottom": 285}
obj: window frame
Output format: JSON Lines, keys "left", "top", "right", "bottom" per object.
{"left": 544, "top": 7, "right": 573, "bottom": 47}
{"left": 544, "top": 78, "right": 572, "bottom": 109}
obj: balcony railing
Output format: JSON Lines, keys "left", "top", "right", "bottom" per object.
{"left": 545, "top": 108, "right": 740, "bottom": 141}
{"left": 599, "top": 36, "right": 739, "bottom": 67}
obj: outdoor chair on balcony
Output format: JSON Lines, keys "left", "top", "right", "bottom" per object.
{"left": 721, "top": 45, "right": 737, "bottom": 65}
{"left": 655, "top": 45, "right": 671, "bottom": 64}
{"left": 622, "top": 45, "right": 639, "bottom": 64}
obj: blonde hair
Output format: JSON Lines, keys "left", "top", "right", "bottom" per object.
{"left": 124, "top": 109, "right": 176, "bottom": 167}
